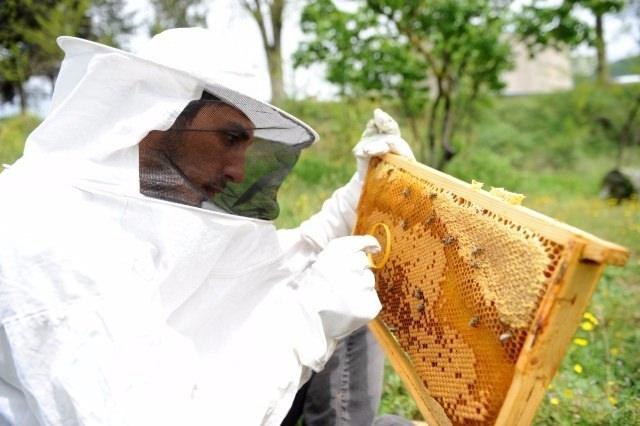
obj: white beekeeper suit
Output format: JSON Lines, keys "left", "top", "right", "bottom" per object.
{"left": 0, "top": 28, "right": 413, "bottom": 425}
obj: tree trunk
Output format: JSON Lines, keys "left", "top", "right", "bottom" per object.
{"left": 594, "top": 12, "right": 608, "bottom": 85}
{"left": 427, "top": 91, "right": 442, "bottom": 167}
{"left": 267, "top": 46, "right": 285, "bottom": 105}
{"left": 399, "top": 97, "right": 422, "bottom": 162}
{"left": 17, "top": 83, "right": 27, "bottom": 115}
{"left": 244, "top": 0, "right": 286, "bottom": 105}
{"left": 437, "top": 91, "right": 456, "bottom": 170}
{"left": 407, "top": 115, "right": 421, "bottom": 161}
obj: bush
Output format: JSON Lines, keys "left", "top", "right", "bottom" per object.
{"left": 0, "top": 114, "right": 39, "bottom": 165}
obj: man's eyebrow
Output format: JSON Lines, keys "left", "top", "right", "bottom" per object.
{"left": 223, "top": 122, "right": 252, "bottom": 140}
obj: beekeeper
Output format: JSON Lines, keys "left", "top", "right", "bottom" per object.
{"left": 0, "top": 28, "right": 413, "bottom": 425}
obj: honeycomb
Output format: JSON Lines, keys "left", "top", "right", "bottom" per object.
{"left": 354, "top": 158, "right": 567, "bottom": 425}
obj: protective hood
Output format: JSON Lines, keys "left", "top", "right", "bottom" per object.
{"left": 22, "top": 28, "right": 318, "bottom": 219}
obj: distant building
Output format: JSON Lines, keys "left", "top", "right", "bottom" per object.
{"left": 613, "top": 74, "right": 640, "bottom": 84}
{"left": 502, "top": 42, "right": 573, "bottom": 95}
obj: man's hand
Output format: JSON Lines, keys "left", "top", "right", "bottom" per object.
{"left": 353, "top": 108, "right": 415, "bottom": 182}
{"left": 298, "top": 235, "right": 382, "bottom": 340}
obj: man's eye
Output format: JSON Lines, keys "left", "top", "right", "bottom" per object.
{"left": 225, "top": 132, "right": 241, "bottom": 145}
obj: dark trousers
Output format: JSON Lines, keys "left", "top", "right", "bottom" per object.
{"left": 281, "top": 326, "right": 385, "bottom": 426}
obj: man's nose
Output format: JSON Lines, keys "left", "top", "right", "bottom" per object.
{"left": 223, "top": 153, "right": 246, "bottom": 183}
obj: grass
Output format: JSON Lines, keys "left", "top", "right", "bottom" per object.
{"left": 2, "top": 82, "right": 638, "bottom": 423}
{"left": 529, "top": 197, "right": 640, "bottom": 425}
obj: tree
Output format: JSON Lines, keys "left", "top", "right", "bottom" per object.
{"left": 149, "top": 0, "right": 208, "bottom": 35}
{"left": 295, "top": 0, "right": 513, "bottom": 168}
{"left": 20, "top": 0, "right": 93, "bottom": 84}
{"left": 1, "top": 0, "right": 52, "bottom": 113}
{"left": 294, "top": 1, "right": 429, "bottom": 153}
{"left": 240, "top": 0, "right": 286, "bottom": 105}
{"left": 87, "top": 0, "right": 137, "bottom": 47}
{"left": 517, "top": 0, "right": 626, "bottom": 84}
{"left": 0, "top": 0, "right": 135, "bottom": 113}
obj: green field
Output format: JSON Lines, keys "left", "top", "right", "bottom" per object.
{"left": 1, "top": 82, "right": 638, "bottom": 423}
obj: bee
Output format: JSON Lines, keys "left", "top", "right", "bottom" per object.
{"left": 414, "top": 288, "right": 424, "bottom": 299}
{"left": 416, "top": 302, "right": 425, "bottom": 312}
{"left": 469, "top": 316, "right": 480, "bottom": 328}
{"left": 471, "top": 246, "right": 484, "bottom": 257}
{"left": 442, "top": 235, "right": 456, "bottom": 246}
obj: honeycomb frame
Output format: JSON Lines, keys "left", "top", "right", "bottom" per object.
{"left": 354, "top": 155, "right": 628, "bottom": 426}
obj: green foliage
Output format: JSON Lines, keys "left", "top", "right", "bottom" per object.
{"left": 516, "top": 0, "right": 626, "bottom": 83}
{"left": 609, "top": 55, "right": 640, "bottom": 77}
{"left": 517, "top": 0, "right": 625, "bottom": 49}
{"left": 378, "top": 362, "right": 422, "bottom": 419}
{"left": 295, "top": 1, "right": 429, "bottom": 113}
{"left": 0, "top": 0, "right": 135, "bottom": 111}
{"left": 517, "top": 1, "right": 592, "bottom": 52}
{"left": 294, "top": 0, "right": 513, "bottom": 168}
{"left": 21, "top": 0, "right": 94, "bottom": 80}
{"left": 0, "top": 114, "right": 39, "bottom": 165}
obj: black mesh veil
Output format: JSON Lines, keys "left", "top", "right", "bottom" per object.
{"left": 139, "top": 91, "right": 315, "bottom": 220}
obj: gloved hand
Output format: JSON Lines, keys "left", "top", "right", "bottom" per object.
{"left": 295, "top": 109, "right": 414, "bottom": 252}
{"left": 297, "top": 235, "right": 381, "bottom": 339}
{"left": 353, "top": 108, "right": 415, "bottom": 182}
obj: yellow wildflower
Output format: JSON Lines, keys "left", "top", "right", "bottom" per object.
{"left": 608, "top": 396, "right": 618, "bottom": 406}
{"left": 580, "top": 321, "right": 594, "bottom": 331}
{"left": 573, "top": 338, "right": 589, "bottom": 347}
{"left": 550, "top": 397, "right": 560, "bottom": 406}
{"left": 548, "top": 383, "right": 554, "bottom": 390}
{"left": 583, "top": 312, "right": 599, "bottom": 325}
{"left": 563, "top": 389, "right": 573, "bottom": 399}
{"left": 573, "top": 364, "right": 583, "bottom": 374}
{"left": 610, "top": 347, "right": 620, "bottom": 356}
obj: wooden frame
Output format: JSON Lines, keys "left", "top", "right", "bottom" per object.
{"left": 360, "top": 154, "right": 628, "bottom": 425}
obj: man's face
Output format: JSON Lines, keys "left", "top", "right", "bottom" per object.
{"left": 139, "top": 101, "right": 254, "bottom": 207}
{"left": 165, "top": 102, "right": 254, "bottom": 200}
{"left": 139, "top": 102, "right": 254, "bottom": 207}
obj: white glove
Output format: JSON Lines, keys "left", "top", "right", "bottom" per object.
{"left": 291, "top": 235, "right": 382, "bottom": 370}
{"left": 296, "top": 109, "right": 415, "bottom": 252}
{"left": 353, "top": 108, "right": 415, "bottom": 182}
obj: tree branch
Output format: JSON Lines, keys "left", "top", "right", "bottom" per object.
{"left": 240, "top": 0, "right": 270, "bottom": 49}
